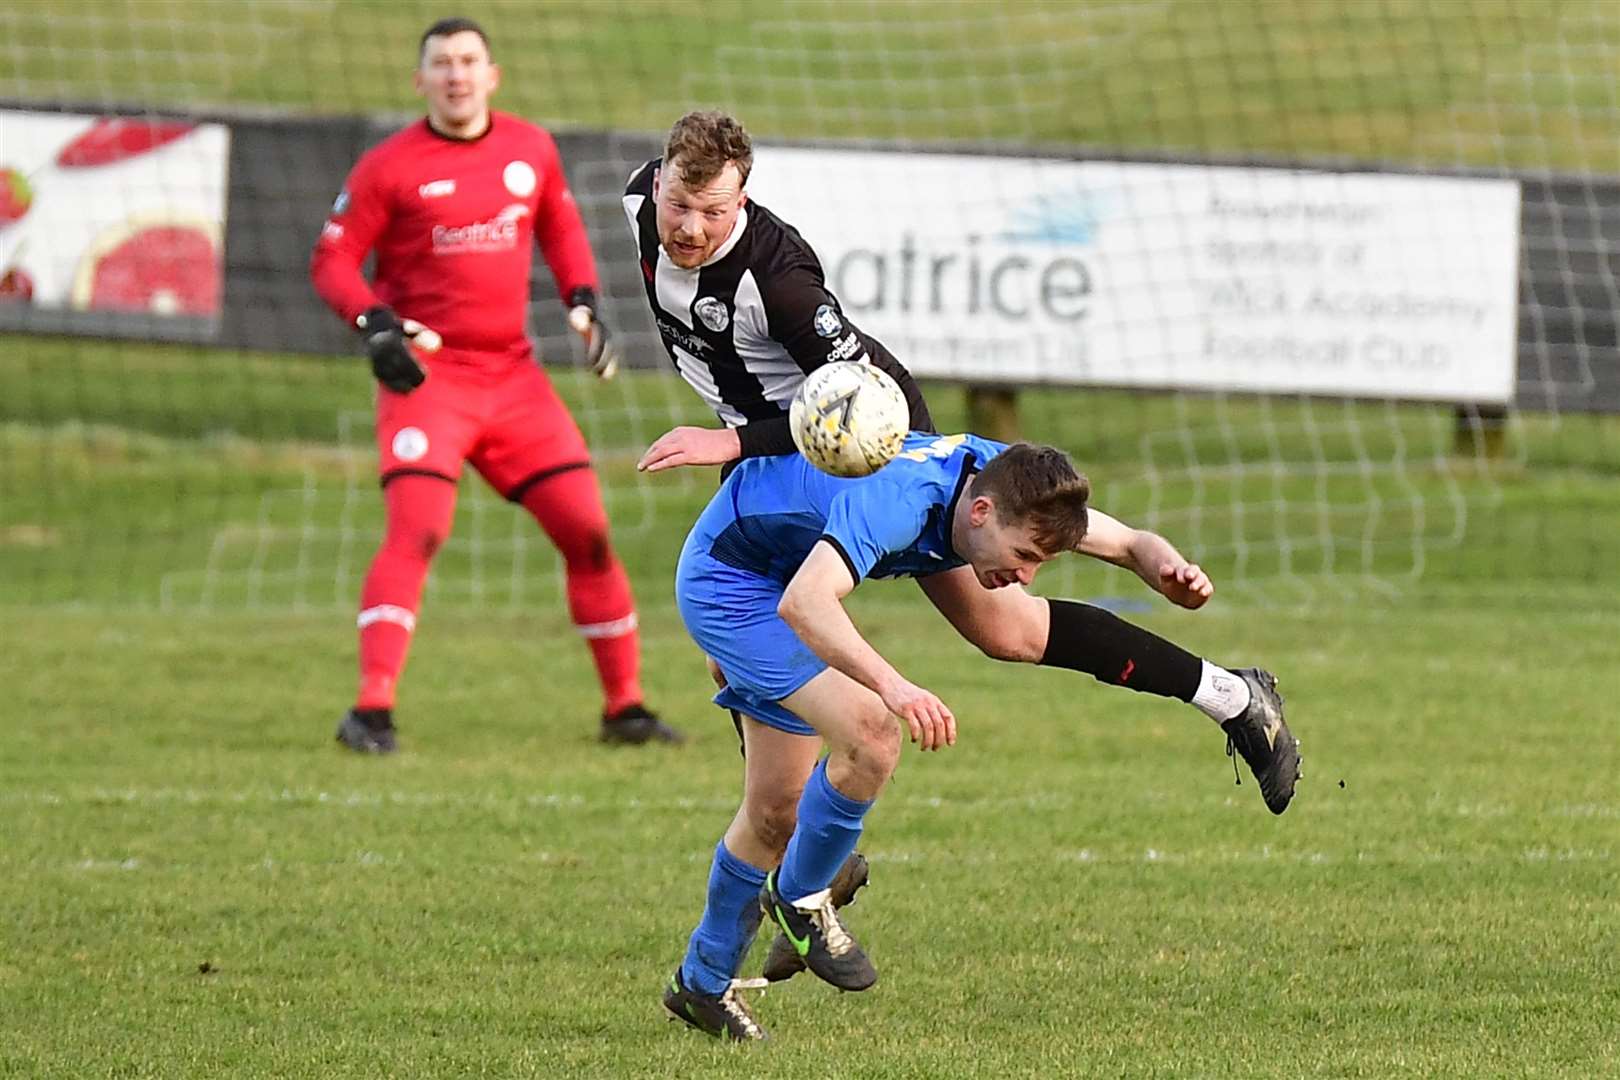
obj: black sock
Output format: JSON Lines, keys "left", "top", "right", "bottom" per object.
{"left": 1038, "top": 598, "right": 1202, "bottom": 701}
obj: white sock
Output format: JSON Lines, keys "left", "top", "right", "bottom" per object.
{"left": 1191, "top": 661, "right": 1251, "bottom": 723}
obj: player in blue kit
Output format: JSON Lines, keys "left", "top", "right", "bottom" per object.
{"left": 662, "top": 433, "right": 1301, "bottom": 1040}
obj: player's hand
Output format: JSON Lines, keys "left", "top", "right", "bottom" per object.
{"left": 1158, "top": 561, "right": 1213, "bottom": 609}
{"left": 566, "top": 288, "right": 619, "bottom": 380}
{"left": 880, "top": 678, "right": 956, "bottom": 751}
{"left": 356, "top": 305, "right": 432, "bottom": 394}
{"left": 637, "top": 426, "right": 743, "bottom": 472}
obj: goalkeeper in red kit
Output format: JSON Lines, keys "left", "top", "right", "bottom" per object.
{"left": 310, "top": 17, "right": 681, "bottom": 751}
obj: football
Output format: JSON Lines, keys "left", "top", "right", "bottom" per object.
{"left": 789, "top": 361, "right": 911, "bottom": 478}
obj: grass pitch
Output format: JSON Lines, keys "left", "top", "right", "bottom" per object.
{"left": 3, "top": 1, "right": 1619, "bottom": 1072}
{"left": 3, "top": 338, "right": 1619, "bottom": 1076}
{"left": 3, "top": 600, "right": 1618, "bottom": 1076}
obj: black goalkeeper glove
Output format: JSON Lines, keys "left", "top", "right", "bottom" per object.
{"left": 566, "top": 287, "right": 620, "bottom": 380}
{"left": 355, "top": 305, "right": 435, "bottom": 393}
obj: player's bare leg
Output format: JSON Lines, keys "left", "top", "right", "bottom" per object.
{"left": 917, "top": 565, "right": 1300, "bottom": 812}
{"left": 916, "top": 565, "right": 1048, "bottom": 662}
{"left": 726, "top": 718, "right": 824, "bottom": 867}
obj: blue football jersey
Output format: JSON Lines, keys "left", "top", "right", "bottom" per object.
{"left": 690, "top": 432, "right": 1008, "bottom": 585}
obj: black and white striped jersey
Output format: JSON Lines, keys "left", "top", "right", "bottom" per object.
{"left": 622, "top": 159, "right": 931, "bottom": 458}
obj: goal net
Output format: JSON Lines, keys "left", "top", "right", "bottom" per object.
{"left": 1, "top": 0, "right": 1615, "bottom": 611}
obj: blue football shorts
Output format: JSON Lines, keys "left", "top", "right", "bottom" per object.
{"left": 675, "top": 538, "right": 825, "bottom": 738}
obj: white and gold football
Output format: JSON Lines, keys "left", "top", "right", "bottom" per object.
{"left": 789, "top": 361, "right": 910, "bottom": 478}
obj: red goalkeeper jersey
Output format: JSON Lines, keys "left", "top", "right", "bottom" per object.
{"left": 311, "top": 112, "right": 598, "bottom": 359}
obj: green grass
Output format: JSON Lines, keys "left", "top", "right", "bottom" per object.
{"left": 2, "top": 330, "right": 1620, "bottom": 1073}
{"left": 3, "top": 600, "right": 1618, "bottom": 1076}
{"left": 5, "top": 333, "right": 1619, "bottom": 609}
{"left": 4, "top": 3, "right": 1620, "bottom": 1070}
{"left": 2, "top": 0, "right": 1615, "bottom": 169}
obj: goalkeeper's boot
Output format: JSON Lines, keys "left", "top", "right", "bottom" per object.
{"left": 600, "top": 703, "right": 685, "bottom": 746}
{"left": 336, "top": 707, "right": 397, "bottom": 755}
{"left": 662, "top": 969, "right": 767, "bottom": 1041}
{"left": 1221, "top": 668, "right": 1300, "bottom": 815}
{"left": 759, "top": 869, "right": 878, "bottom": 992}
{"left": 761, "top": 851, "right": 870, "bottom": 982}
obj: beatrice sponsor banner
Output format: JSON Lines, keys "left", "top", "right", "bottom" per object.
{"left": 0, "top": 109, "right": 229, "bottom": 327}
{"left": 747, "top": 149, "right": 1521, "bottom": 404}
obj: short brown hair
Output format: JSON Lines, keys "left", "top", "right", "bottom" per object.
{"left": 973, "top": 443, "right": 1091, "bottom": 555}
{"left": 663, "top": 110, "right": 754, "bottom": 189}
{"left": 419, "top": 17, "right": 490, "bottom": 61}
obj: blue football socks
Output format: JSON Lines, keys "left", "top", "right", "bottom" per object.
{"left": 680, "top": 840, "right": 768, "bottom": 996}
{"left": 777, "top": 757, "right": 873, "bottom": 902}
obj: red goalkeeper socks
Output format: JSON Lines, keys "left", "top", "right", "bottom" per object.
{"left": 355, "top": 475, "right": 456, "bottom": 710}
{"left": 519, "top": 466, "right": 644, "bottom": 715}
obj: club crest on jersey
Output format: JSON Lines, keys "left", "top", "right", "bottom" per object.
{"left": 813, "top": 303, "right": 842, "bottom": 339}
{"left": 331, "top": 188, "right": 350, "bottom": 214}
{"left": 503, "top": 160, "right": 537, "bottom": 197}
{"left": 391, "top": 427, "right": 429, "bottom": 462}
{"left": 693, "top": 297, "right": 730, "bottom": 333}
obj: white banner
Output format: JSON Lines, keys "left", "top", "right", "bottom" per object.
{"left": 748, "top": 149, "right": 1520, "bottom": 404}
{"left": 0, "top": 110, "right": 229, "bottom": 319}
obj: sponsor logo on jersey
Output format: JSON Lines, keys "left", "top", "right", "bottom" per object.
{"left": 693, "top": 296, "right": 730, "bottom": 332}
{"left": 391, "top": 427, "right": 429, "bottom": 462}
{"left": 827, "top": 331, "right": 863, "bottom": 361}
{"left": 418, "top": 178, "right": 456, "bottom": 199}
{"left": 813, "top": 303, "right": 842, "bottom": 338}
{"left": 331, "top": 188, "right": 350, "bottom": 214}
{"left": 431, "top": 204, "right": 530, "bottom": 253}
{"left": 503, "top": 160, "right": 537, "bottom": 198}
{"left": 655, "top": 314, "right": 711, "bottom": 355}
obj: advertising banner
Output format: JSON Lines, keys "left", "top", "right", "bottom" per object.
{"left": 0, "top": 109, "right": 230, "bottom": 337}
{"left": 748, "top": 149, "right": 1521, "bottom": 404}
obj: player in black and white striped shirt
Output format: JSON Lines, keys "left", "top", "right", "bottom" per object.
{"left": 623, "top": 124, "right": 932, "bottom": 472}
{"left": 633, "top": 112, "right": 1298, "bottom": 1042}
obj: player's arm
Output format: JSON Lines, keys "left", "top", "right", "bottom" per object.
{"left": 1078, "top": 508, "right": 1214, "bottom": 609}
{"left": 309, "top": 158, "right": 390, "bottom": 322}
{"left": 645, "top": 273, "right": 858, "bottom": 469}
{"left": 764, "top": 264, "right": 869, "bottom": 373}
{"left": 639, "top": 240, "right": 833, "bottom": 470}
{"left": 533, "top": 133, "right": 619, "bottom": 379}
{"left": 637, "top": 424, "right": 742, "bottom": 472}
{"left": 779, "top": 543, "right": 956, "bottom": 750}
{"left": 309, "top": 156, "right": 429, "bottom": 393}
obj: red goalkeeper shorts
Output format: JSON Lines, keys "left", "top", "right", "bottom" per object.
{"left": 373, "top": 350, "right": 592, "bottom": 500}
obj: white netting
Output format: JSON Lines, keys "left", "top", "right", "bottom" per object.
{"left": 0, "top": 0, "right": 1615, "bottom": 610}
